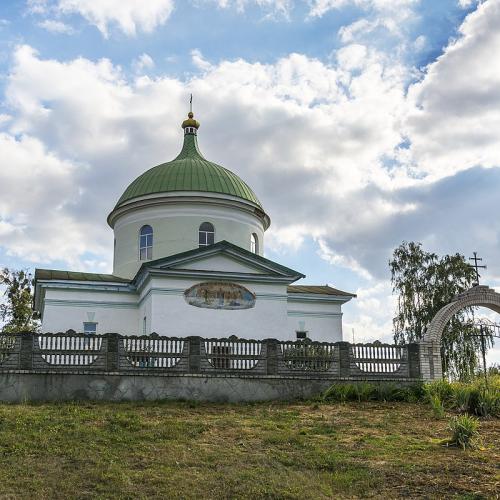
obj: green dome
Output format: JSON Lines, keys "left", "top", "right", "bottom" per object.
{"left": 115, "top": 127, "right": 262, "bottom": 209}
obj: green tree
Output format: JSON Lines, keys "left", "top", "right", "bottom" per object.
{"left": 390, "top": 242, "right": 491, "bottom": 381}
{"left": 0, "top": 268, "right": 39, "bottom": 333}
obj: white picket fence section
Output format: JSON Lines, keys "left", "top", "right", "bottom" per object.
{"left": 204, "top": 339, "right": 262, "bottom": 370}
{"left": 37, "top": 335, "right": 102, "bottom": 366}
{"left": 351, "top": 344, "right": 403, "bottom": 373}
{"left": 123, "top": 337, "right": 184, "bottom": 368}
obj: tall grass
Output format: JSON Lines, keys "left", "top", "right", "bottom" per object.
{"left": 424, "top": 375, "right": 500, "bottom": 418}
{"left": 321, "top": 374, "right": 499, "bottom": 418}
{"left": 321, "top": 382, "right": 423, "bottom": 403}
{"left": 447, "top": 414, "right": 479, "bottom": 449}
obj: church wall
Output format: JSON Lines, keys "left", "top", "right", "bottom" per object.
{"left": 287, "top": 298, "right": 343, "bottom": 343}
{"left": 41, "top": 287, "right": 139, "bottom": 335}
{"left": 147, "top": 277, "right": 290, "bottom": 340}
{"left": 39, "top": 283, "right": 348, "bottom": 342}
{"left": 113, "top": 202, "right": 265, "bottom": 279}
{"left": 138, "top": 282, "right": 153, "bottom": 335}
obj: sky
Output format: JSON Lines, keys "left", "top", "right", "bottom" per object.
{"left": 0, "top": 0, "right": 499, "bottom": 364}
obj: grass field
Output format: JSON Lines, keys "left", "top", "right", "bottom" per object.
{"left": 0, "top": 400, "right": 498, "bottom": 499}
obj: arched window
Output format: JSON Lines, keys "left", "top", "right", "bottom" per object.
{"left": 139, "top": 225, "right": 153, "bottom": 260}
{"left": 199, "top": 222, "right": 215, "bottom": 247}
{"left": 250, "top": 233, "right": 259, "bottom": 254}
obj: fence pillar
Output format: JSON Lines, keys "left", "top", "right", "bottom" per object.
{"left": 266, "top": 339, "right": 279, "bottom": 375}
{"left": 19, "top": 333, "right": 34, "bottom": 370}
{"left": 188, "top": 336, "right": 201, "bottom": 373}
{"left": 418, "top": 341, "right": 442, "bottom": 381}
{"left": 106, "top": 333, "right": 119, "bottom": 371}
{"left": 407, "top": 343, "right": 420, "bottom": 379}
{"left": 338, "top": 341, "right": 350, "bottom": 377}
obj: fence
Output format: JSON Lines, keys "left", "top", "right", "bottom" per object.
{"left": 0, "top": 332, "right": 422, "bottom": 380}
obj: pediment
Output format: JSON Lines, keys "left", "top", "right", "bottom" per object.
{"left": 135, "top": 241, "right": 304, "bottom": 282}
{"left": 168, "top": 253, "right": 269, "bottom": 275}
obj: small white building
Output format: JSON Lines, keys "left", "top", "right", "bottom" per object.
{"left": 34, "top": 112, "right": 355, "bottom": 342}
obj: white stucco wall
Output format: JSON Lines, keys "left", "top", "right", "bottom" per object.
{"left": 287, "top": 297, "right": 343, "bottom": 343}
{"left": 147, "top": 277, "right": 289, "bottom": 340}
{"left": 112, "top": 200, "right": 266, "bottom": 279}
{"left": 41, "top": 286, "right": 139, "bottom": 335}
{"left": 40, "top": 281, "right": 347, "bottom": 342}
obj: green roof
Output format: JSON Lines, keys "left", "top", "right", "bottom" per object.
{"left": 35, "top": 269, "right": 130, "bottom": 283}
{"left": 287, "top": 285, "right": 356, "bottom": 297}
{"left": 115, "top": 131, "right": 262, "bottom": 209}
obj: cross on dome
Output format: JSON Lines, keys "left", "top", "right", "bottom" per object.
{"left": 182, "top": 95, "right": 200, "bottom": 133}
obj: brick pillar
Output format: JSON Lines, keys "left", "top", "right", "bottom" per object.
{"left": 419, "top": 341, "right": 443, "bottom": 381}
{"left": 407, "top": 343, "right": 420, "bottom": 379}
{"left": 188, "top": 336, "right": 201, "bottom": 373}
{"left": 106, "top": 333, "right": 119, "bottom": 371}
{"left": 19, "top": 333, "right": 34, "bottom": 370}
{"left": 338, "top": 341, "right": 350, "bottom": 377}
{"left": 266, "top": 339, "right": 279, "bottom": 375}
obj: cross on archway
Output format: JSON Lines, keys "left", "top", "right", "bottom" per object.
{"left": 468, "top": 251, "right": 486, "bottom": 286}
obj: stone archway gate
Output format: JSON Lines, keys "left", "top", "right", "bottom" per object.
{"left": 420, "top": 285, "right": 500, "bottom": 380}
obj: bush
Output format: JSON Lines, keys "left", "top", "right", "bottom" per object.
{"left": 354, "top": 382, "right": 376, "bottom": 402}
{"left": 322, "top": 382, "right": 422, "bottom": 403}
{"left": 476, "top": 389, "right": 500, "bottom": 418}
{"left": 322, "top": 384, "right": 356, "bottom": 403}
{"left": 429, "top": 394, "right": 445, "bottom": 419}
{"left": 424, "top": 380, "right": 454, "bottom": 405}
{"left": 438, "top": 375, "right": 500, "bottom": 418}
{"left": 447, "top": 414, "right": 479, "bottom": 450}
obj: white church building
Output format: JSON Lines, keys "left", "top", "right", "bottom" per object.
{"left": 34, "top": 112, "right": 355, "bottom": 342}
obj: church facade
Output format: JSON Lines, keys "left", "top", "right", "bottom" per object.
{"left": 34, "top": 112, "right": 355, "bottom": 342}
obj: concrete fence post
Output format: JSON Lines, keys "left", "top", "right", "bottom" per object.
{"left": 266, "top": 339, "right": 279, "bottom": 375}
{"left": 338, "top": 341, "right": 350, "bottom": 377}
{"left": 188, "top": 336, "right": 201, "bottom": 373}
{"left": 19, "top": 332, "right": 34, "bottom": 370}
{"left": 106, "top": 332, "right": 119, "bottom": 371}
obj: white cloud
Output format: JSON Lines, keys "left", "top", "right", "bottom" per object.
{"left": 406, "top": 0, "right": 500, "bottom": 179}
{"left": 190, "top": 49, "right": 213, "bottom": 72}
{"left": 38, "top": 19, "right": 74, "bottom": 34}
{"left": 212, "top": 0, "right": 292, "bottom": 18}
{"left": 336, "top": 43, "right": 368, "bottom": 70}
{"left": 458, "top": 0, "right": 480, "bottom": 7}
{"left": 0, "top": 132, "right": 98, "bottom": 267}
{"left": 27, "top": 0, "right": 49, "bottom": 15}
{"left": 55, "top": 0, "right": 174, "bottom": 37}
{"left": 132, "top": 53, "right": 155, "bottom": 73}
{"left": 309, "top": 0, "right": 419, "bottom": 19}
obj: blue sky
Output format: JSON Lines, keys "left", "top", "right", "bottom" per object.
{"left": 0, "top": 0, "right": 499, "bottom": 363}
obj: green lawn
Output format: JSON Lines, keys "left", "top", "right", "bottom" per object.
{"left": 0, "top": 401, "right": 498, "bottom": 499}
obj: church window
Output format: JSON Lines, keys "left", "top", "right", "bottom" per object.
{"left": 139, "top": 225, "right": 153, "bottom": 260}
{"left": 143, "top": 316, "right": 147, "bottom": 335}
{"left": 250, "top": 233, "right": 258, "bottom": 254}
{"left": 83, "top": 322, "right": 97, "bottom": 335}
{"left": 199, "top": 222, "right": 215, "bottom": 247}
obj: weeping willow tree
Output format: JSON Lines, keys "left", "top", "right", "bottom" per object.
{"left": 390, "top": 242, "right": 492, "bottom": 381}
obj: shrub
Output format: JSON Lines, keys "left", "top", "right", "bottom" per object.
{"left": 476, "top": 389, "right": 500, "bottom": 418}
{"left": 322, "top": 382, "right": 422, "bottom": 403}
{"left": 322, "top": 384, "right": 356, "bottom": 403}
{"left": 429, "top": 394, "right": 445, "bottom": 419}
{"left": 447, "top": 414, "right": 479, "bottom": 450}
{"left": 354, "top": 382, "right": 376, "bottom": 402}
{"left": 451, "top": 385, "right": 473, "bottom": 413}
{"left": 424, "top": 380, "right": 454, "bottom": 405}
